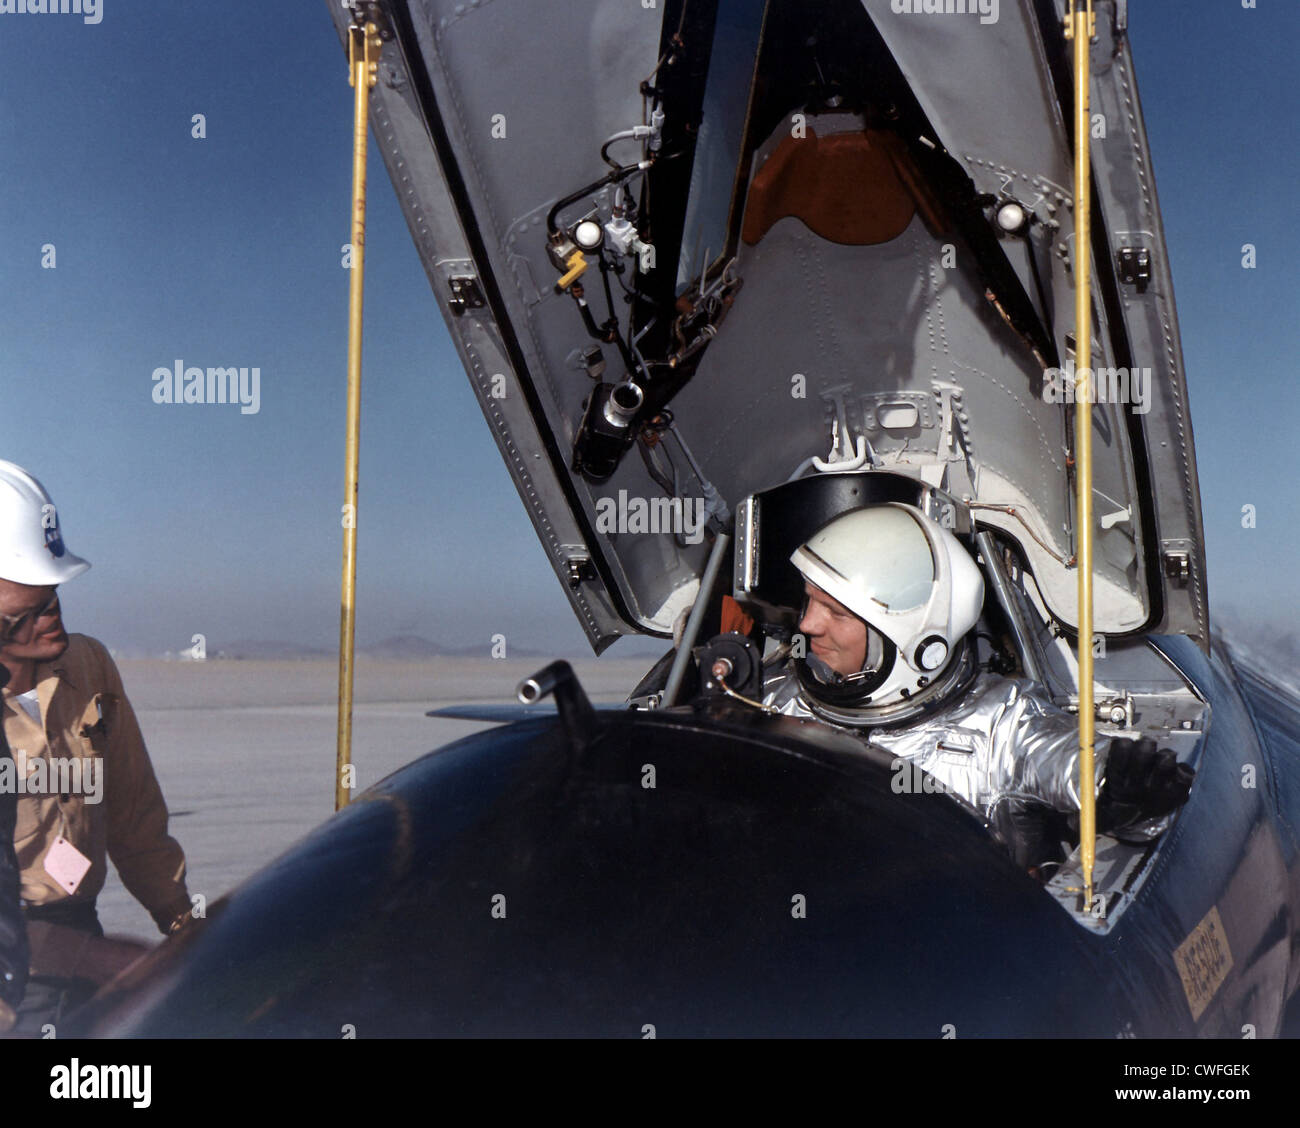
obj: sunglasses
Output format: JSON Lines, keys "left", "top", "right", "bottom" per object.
{"left": 0, "top": 591, "right": 61, "bottom": 641}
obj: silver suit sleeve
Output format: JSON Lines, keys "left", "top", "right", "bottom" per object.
{"left": 762, "top": 667, "right": 1107, "bottom": 818}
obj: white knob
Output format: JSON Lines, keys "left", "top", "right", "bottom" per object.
{"left": 574, "top": 220, "right": 603, "bottom": 250}
{"left": 997, "top": 202, "right": 1026, "bottom": 232}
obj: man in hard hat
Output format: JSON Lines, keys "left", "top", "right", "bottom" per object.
{"left": 0, "top": 461, "right": 192, "bottom": 1031}
{"left": 761, "top": 503, "right": 1194, "bottom": 863}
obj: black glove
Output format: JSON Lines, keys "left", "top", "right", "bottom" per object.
{"left": 1097, "top": 737, "right": 1194, "bottom": 831}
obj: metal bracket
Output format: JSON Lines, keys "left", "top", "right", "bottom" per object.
{"left": 812, "top": 389, "right": 872, "bottom": 472}
{"left": 1064, "top": 0, "right": 1097, "bottom": 41}
{"left": 344, "top": 3, "right": 392, "bottom": 89}
{"left": 1116, "top": 246, "right": 1151, "bottom": 293}
{"left": 447, "top": 275, "right": 486, "bottom": 316}
{"left": 1163, "top": 550, "right": 1191, "bottom": 587}
{"left": 1066, "top": 690, "right": 1135, "bottom": 728}
{"left": 734, "top": 496, "right": 760, "bottom": 595}
{"left": 342, "top": 1, "right": 393, "bottom": 36}
{"left": 1099, "top": 505, "right": 1131, "bottom": 530}
{"left": 565, "top": 555, "right": 597, "bottom": 589}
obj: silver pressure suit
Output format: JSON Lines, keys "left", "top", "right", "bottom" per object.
{"left": 762, "top": 667, "right": 1104, "bottom": 820}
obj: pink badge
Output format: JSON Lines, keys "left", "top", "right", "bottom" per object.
{"left": 43, "top": 836, "right": 92, "bottom": 894}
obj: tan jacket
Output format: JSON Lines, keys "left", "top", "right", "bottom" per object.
{"left": 3, "top": 634, "right": 189, "bottom": 933}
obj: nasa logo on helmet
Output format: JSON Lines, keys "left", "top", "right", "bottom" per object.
{"left": 0, "top": 460, "right": 91, "bottom": 586}
{"left": 43, "top": 506, "right": 68, "bottom": 559}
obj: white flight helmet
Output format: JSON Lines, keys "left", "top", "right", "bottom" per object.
{"left": 790, "top": 503, "right": 984, "bottom": 724}
{"left": 0, "top": 460, "right": 91, "bottom": 585}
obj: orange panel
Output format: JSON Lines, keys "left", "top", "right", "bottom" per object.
{"left": 741, "top": 128, "right": 918, "bottom": 247}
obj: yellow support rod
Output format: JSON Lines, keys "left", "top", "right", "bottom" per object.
{"left": 337, "top": 20, "right": 379, "bottom": 812}
{"left": 1068, "top": 1, "right": 1097, "bottom": 907}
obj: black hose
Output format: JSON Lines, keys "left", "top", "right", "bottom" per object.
{"left": 569, "top": 287, "right": 609, "bottom": 341}
{"left": 546, "top": 162, "right": 644, "bottom": 237}
{"left": 601, "top": 135, "right": 642, "bottom": 169}
{"left": 568, "top": 284, "right": 641, "bottom": 381}
{"left": 597, "top": 254, "right": 621, "bottom": 329}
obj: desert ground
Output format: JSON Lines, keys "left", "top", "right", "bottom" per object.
{"left": 96, "top": 655, "right": 657, "bottom": 939}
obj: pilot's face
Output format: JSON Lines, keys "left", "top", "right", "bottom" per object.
{"left": 798, "top": 581, "right": 867, "bottom": 677}
{"left": 0, "top": 579, "right": 70, "bottom": 664}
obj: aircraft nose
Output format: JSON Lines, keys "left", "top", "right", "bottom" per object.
{"left": 78, "top": 711, "right": 1130, "bottom": 1037}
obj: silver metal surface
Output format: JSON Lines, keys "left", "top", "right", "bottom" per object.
{"left": 976, "top": 529, "right": 1049, "bottom": 686}
{"left": 662, "top": 532, "right": 732, "bottom": 707}
{"left": 332, "top": 0, "right": 1209, "bottom": 652}
{"left": 763, "top": 666, "right": 1107, "bottom": 817}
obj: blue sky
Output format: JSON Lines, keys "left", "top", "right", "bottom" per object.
{"left": 0, "top": 0, "right": 1295, "bottom": 657}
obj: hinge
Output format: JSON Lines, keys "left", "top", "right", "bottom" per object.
{"left": 447, "top": 275, "right": 486, "bottom": 316}
{"left": 565, "top": 555, "right": 597, "bottom": 589}
{"left": 1116, "top": 246, "right": 1151, "bottom": 293}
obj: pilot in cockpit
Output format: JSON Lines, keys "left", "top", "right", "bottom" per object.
{"left": 758, "top": 503, "right": 1195, "bottom": 869}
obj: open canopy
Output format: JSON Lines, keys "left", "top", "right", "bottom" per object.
{"left": 327, "top": 0, "right": 1207, "bottom": 652}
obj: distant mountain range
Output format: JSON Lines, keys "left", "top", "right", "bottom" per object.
{"left": 106, "top": 632, "right": 666, "bottom": 662}
{"left": 361, "top": 635, "right": 551, "bottom": 660}
{"left": 194, "top": 635, "right": 554, "bottom": 661}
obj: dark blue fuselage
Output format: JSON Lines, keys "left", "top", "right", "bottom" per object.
{"left": 76, "top": 639, "right": 1299, "bottom": 1037}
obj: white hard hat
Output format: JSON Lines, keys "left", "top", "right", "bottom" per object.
{"left": 0, "top": 461, "right": 91, "bottom": 585}
{"left": 790, "top": 503, "right": 983, "bottom": 715}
